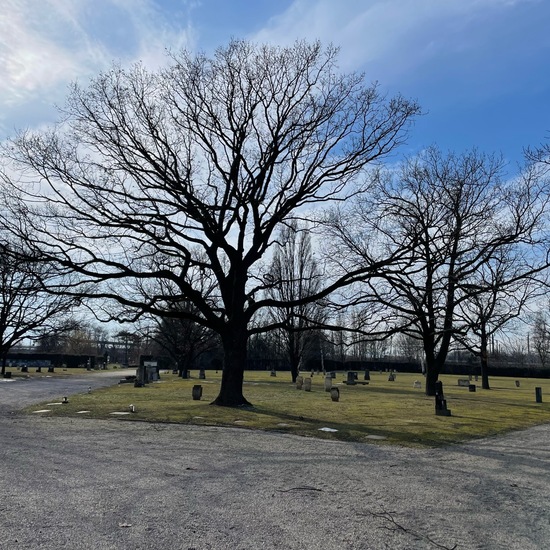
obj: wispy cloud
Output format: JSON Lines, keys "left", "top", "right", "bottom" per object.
{"left": 253, "top": 0, "right": 541, "bottom": 80}
{"left": 0, "top": 0, "right": 194, "bottom": 135}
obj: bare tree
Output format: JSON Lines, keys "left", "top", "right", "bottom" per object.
{"left": 329, "top": 148, "right": 550, "bottom": 395}
{"left": 0, "top": 237, "right": 76, "bottom": 375}
{"left": 531, "top": 309, "right": 550, "bottom": 369}
{"left": 146, "top": 301, "right": 219, "bottom": 377}
{"left": 0, "top": 40, "right": 419, "bottom": 406}
{"left": 267, "top": 221, "right": 327, "bottom": 381}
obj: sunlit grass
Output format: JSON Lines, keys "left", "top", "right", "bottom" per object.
{"left": 24, "top": 370, "right": 550, "bottom": 447}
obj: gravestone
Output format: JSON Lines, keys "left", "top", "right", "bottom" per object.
{"left": 457, "top": 379, "right": 470, "bottom": 387}
{"left": 330, "top": 371, "right": 336, "bottom": 379}
{"left": 270, "top": 369, "right": 277, "bottom": 377}
{"left": 515, "top": 380, "right": 521, "bottom": 388}
{"left": 192, "top": 385, "right": 203, "bottom": 400}
{"left": 413, "top": 380, "right": 422, "bottom": 389}
{"left": 435, "top": 381, "right": 451, "bottom": 416}
{"left": 346, "top": 371, "right": 357, "bottom": 385}
{"left": 199, "top": 369, "right": 206, "bottom": 380}
{"left": 304, "top": 377, "right": 312, "bottom": 392}
{"left": 475, "top": 375, "right": 479, "bottom": 382}
{"left": 330, "top": 387, "right": 340, "bottom": 402}
{"left": 324, "top": 375, "right": 332, "bottom": 392}
{"left": 296, "top": 376, "right": 303, "bottom": 390}
{"left": 388, "top": 373, "right": 395, "bottom": 382}
{"left": 468, "top": 384, "right": 476, "bottom": 392}
{"left": 47, "top": 367, "right": 55, "bottom": 373}
{"left": 364, "top": 370, "right": 370, "bottom": 381}
{"left": 21, "top": 366, "right": 28, "bottom": 373}
{"left": 36, "top": 366, "right": 41, "bottom": 373}
{"left": 535, "top": 387, "right": 543, "bottom": 403}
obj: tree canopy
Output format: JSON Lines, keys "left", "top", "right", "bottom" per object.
{"left": 0, "top": 40, "right": 419, "bottom": 405}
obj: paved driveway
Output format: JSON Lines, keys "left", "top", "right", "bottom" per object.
{"left": 0, "top": 369, "right": 135, "bottom": 415}
{"left": 1, "top": 372, "right": 549, "bottom": 549}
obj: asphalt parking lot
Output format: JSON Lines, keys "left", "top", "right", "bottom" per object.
{"left": 1, "top": 372, "right": 549, "bottom": 549}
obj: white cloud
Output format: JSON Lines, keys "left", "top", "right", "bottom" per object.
{"left": 0, "top": 0, "right": 195, "bottom": 136}
{"left": 253, "top": 0, "right": 540, "bottom": 78}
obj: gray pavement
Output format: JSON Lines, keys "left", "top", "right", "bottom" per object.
{"left": 1, "top": 372, "right": 549, "bottom": 549}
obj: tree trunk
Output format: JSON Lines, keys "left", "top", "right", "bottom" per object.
{"left": 211, "top": 327, "right": 251, "bottom": 407}
{"left": 424, "top": 353, "right": 447, "bottom": 396}
{"left": 289, "top": 333, "right": 300, "bottom": 383}
{"left": 480, "top": 333, "right": 490, "bottom": 390}
{"left": 425, "top": 364, "right": 439, "bottom": 396}
{"left": 1, "top": 354, "right": 6, "bottom": 377}
{"left": 290, "top": 356, "right": 299, "bottom": 383}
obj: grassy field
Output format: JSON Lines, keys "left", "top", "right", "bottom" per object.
{"left": 24, "top": 370, "right": 550, "bottom": 447}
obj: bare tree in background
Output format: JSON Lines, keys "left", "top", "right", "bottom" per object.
{"left": 267, "top": 221, "right": 327, "bottom": 381}
{"left": 454, "top": 245, "right": 544, "bottom": 389}
{"left": 328, "top": 148, "right": 550, "bottom": 395}
{"left": 0, "top": 237, "right": 77, "bottom": 376}
{"left": 531, "top": 309, "right": 550, "bottom": 369}
{"left": 147, "top": 301, "right": 219, "bottom": 377}
{"left": 0, "top": 40, "right": 419, "bottom": 406}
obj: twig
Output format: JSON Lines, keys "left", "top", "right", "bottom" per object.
{"left": 358, "top": 509, "right": 458, "bottom": 550}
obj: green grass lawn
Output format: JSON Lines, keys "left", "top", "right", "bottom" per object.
{"left": 24, "top": 370, "right": 550, "bottom": 447}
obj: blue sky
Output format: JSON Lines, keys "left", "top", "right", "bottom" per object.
{"left": 1, "top": 0, "right": 549, "bottom": 174}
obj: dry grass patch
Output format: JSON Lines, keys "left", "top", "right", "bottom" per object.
{"left": 25, "top": 370, "right": 550, "bottom": 447}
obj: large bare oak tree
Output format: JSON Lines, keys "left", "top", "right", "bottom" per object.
{"left": 0, "top": 40, "right": 419, "bottom": 405}
{"left": 328, "top": 148, "right": 550, "bottom": 395}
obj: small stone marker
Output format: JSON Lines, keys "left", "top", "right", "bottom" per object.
{"left": 364, "top": 370, "right": 370, "bottom": 381}
{"left": 468, "top": 384, "right": 476, "bottom": 392}
{"left": 457, "top": 379, "right": 470, "bottom": 387}
{"left": 303, "top": 377, "right": 312, "bottom": 391}
{"left": 199, "top": 369, "right": 206, "bottom": 380}
{"left": 413, "top": 380, "right": 422, "bottom": 389}
{"left": 47, "top": 367, "right": 54, "bottom": 373}
{"left": 270, "top": 369, "right": 276, "bottom": 377}
{"left": 535, "top": 387, "right": 543, "bottom": 403}
{"left": 475, "top": 375, "right": 479, "bottom": 382}
{"left": 435, "top": 381, "right": 451, "bottom": 416}
{"left": 346, "top": 371, "right": 357, "bottom": 385}
{"left": 296, "top": 376, "right": 303, "bottom": 390}
{"left": 330, "top": 387, "right": 339, "bottom": 402}
{"left": 192, "top": 385, "right": 203, "bottom": 400}
{"left": 324, "top": 375, "right": 332, "bottom": 392}
{"left": 515, "top": 380, "right": 521, "bottom": 388}
{"left": 388, "top": 373, "right": 395, "bottom": 382}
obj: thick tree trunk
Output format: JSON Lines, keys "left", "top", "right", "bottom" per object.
{"left": 479, "top": 331, "right": 490, "bottom": 390}
{"left": 1, "top": 354, "right": 6, "bottom": 377}
{"left": 424, "top": 353, "right": 448, "bottom": 396}
{"left": 425, "top": 365, "right": 439, "bottom": 396}
{"left": 290, "top": 357, "right": 299, "bottom": 383}
{"left": 211, "top": 327, "right": 251, "bottom": 407}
